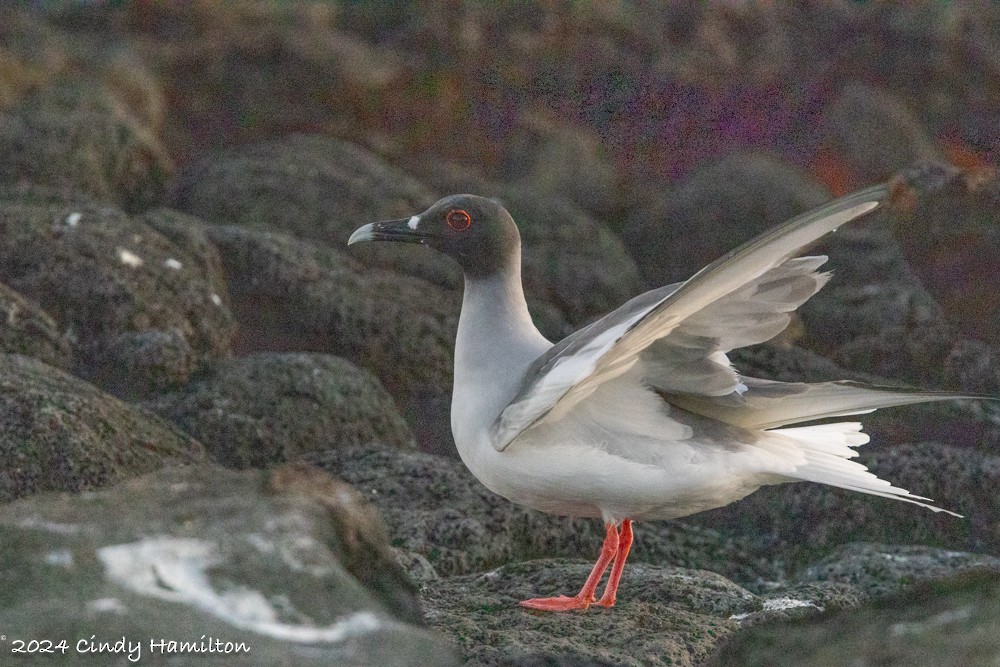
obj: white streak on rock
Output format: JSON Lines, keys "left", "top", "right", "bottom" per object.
{"left": 165, "top": 258, "right": 183, "bottom": 270}
{"left": 97, "top": 536, "right": 391, "bottom": 643}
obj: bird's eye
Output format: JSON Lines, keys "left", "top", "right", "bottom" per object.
{"left": 446, "top": 209, "right": 472, "bottom": 231}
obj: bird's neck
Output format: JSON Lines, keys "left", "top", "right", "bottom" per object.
{"left": 452, "top": 258, "right": 551, "bottom": 447}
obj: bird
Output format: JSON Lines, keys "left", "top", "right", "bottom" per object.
{"left": 348, "top": 185, "right": 988, "bottom": 612}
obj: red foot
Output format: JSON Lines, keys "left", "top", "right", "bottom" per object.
{"left": 519, "top": 594, "right": 594, "bottom": 612}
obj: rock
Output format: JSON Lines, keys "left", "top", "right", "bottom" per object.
{"left": 0, "top": 462, "right": 460, "bottom": 667}
{"left": 796, "top": 542, "right": 1000, "bottom": 599}
{"left": 0, "top": 200, "right": 236, "bottom": 396}
{"left": 887, "top": 161, "right": 1000, "bottom": 347}
{"left": 0, "top": 354, "right": 202, "bottom": 502}
{"left": 102, "top": 328, "right": 195, "bottom": 398}
{"left": 0, "top": 9, "right": 68, "bottom": 112}
{"left": 819, "top": 82, "right": 942, "bottom": 184}
{"left": 115, "top": 4, "right": 399, "bottom": 157}
{"left": 424, "top": 559, "right": 742, "bottom": 667}
{"left": 0, "top": 80, "right": 173, "bottom": 211}
{"left": 505, "top": 110, "right": 623, "bottom": 223}
{"left": 710, "top": 569, "right": 1000, "bottom": 667}
{"left": 205, "top": 225, "right": 459, "bottom": 456}
{"left": 140, "top": 207, "right": 232, "bottom": 303}
{"left": 170, "top": 135, "right": 458, "bottom": 287}
{"left": 0, "top": 282, "right": 72, "bottom": 368}
{"left": 623, "top": 153, "right": 831, "bottom": 288}
{"left": 145, "top": 352, "right": 415, "bottom": 469}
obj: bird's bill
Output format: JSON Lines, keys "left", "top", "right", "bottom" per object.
{"left": 348, "top": 218, "right": 426, "bottom": 245}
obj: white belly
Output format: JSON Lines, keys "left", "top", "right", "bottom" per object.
{"left": 457, "top": 421, "right": 773, "bottom": 523}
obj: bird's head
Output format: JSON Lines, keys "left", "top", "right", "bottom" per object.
{"left": 348, "top": 194, "right": 520, "bottom": 278}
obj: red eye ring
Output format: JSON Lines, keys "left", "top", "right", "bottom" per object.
{"left": 446, "top": 209, "right": 472, "bottom": 231}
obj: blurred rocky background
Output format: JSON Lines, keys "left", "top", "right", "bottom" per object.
{"left": 1, "top": 2, "right": 999, "bottom": 665}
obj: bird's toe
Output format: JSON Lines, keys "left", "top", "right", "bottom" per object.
{"left": 519, "top": 594, "right": 595, "bottom": 612}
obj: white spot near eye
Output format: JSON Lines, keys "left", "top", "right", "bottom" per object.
{"left": 210, "top": 293, "right": 223, "bottom": 307}
{"left": 165, "top": 258, "right": 183, "bottom": 270}
{"left": 407, "top": 215, "right": 420, "bottom": 230}
{"left": 65, "top": 212, "right": 82, "bottom": 227}
{"left": 117, "top": 248, "right": 143, "bottom": 268}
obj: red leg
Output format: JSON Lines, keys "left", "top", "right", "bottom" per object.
{"left": 597, "top": 519, "right": 633, "bottom": 607}
{"left": 519, "top": 522, "right": 619, "bottom": 611}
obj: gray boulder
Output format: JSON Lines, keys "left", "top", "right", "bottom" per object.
{"left": 623, "top": 153, "right": 831, "bottom": 288}
{"left": 205, "top": 225, "right": 459, "bottom": 456}
{"left": 0, "top": 354, "right": 202, "bottom": 502}
{"left": 145, "top": 352, "right": 415, "bottom": 468}
{"left": 711, "top": 569, "right": 1000, "bottom": 666}
{"left": 171, "top": 134, "right": 458, "bottom": 288}
{"left": 0, "top": 200, "right": 236, "bottom": 397}
{"left": 0, "top": 462, "right": 460, "bottom": 666}
{"left": 0, "top": 80, "right": 173, "bottom": 211}
{"left": 0, "top": 281, "right": 71, "bottom": 368}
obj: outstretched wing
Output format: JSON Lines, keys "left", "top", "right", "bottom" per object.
{"left": 491, "top": 185, "right": 888, "bottom": 451}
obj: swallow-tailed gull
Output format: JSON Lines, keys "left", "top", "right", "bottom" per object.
{"left": 348, "top": 186, "right": 988, "bottom": 612}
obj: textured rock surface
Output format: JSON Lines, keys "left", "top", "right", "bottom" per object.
{"left": 0, "top": 463, "right": 460, "bottom": 666}
{"left": 820, "top": 82, "right": 942, "bottom": 184}
{"left": 712, "top": 569, "right": 1000, "bottom": 667}
{"left": 172, "top": 135, "right": 455, "bottom": 287}
{"left": 888, "top": 162, "right": 1000, "bottom": 347}
{"left": 0, "top": 282, "right": 71, "bottom": 368}
{"left": 0, "top": 81, "right": 173, "bottom": 211}
{"left": 0, "top": 354, "right": 202, "bottom": 502}
{"left": 624, "top": 153, "right": 832, "bottom": 287}
{"left": 206, "top": 224, "right": 459, "bottom": 456}
{"left": 0, "top": 200, "right": 236, "bottom": 395}
{"left": 146, "top": 352, "right": 414, "bottom": 468}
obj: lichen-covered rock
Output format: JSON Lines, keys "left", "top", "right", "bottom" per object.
{"left": 0, "top": 80, "right": 173, "bottom": 211}
{"left": 140, "top": 207, "right": 232, "bottom": 303}
{"left": 0, "top": 462, "right": 460, "bottom": 667}
{"left": 102, "top": 328, "right": 196, "bottom": 398}
{"left": 711, "top": 569, "right": 1000, "bottom": 667}
{"left": 796, "top": 542, "right": 1000, "bottom": 599}
{"left": 623, "top": 153, "right": 831, "bottom": 288}
{"left": 146, "top": 353, "right": 415, "bottom": 468}
{"left": 425, "top": 559, "right": 743, "bottom": 667}
{"left": 0, "top": 282, "right": 71, "bottom": 368}
{"left": 0, "top": 354, "right": 202, "bottom": 502}
{"left": 887, "top": 162, "right": 1000, "bottom": 347}
{"left": 0, "top": 201, "right": 236, "bottom": 394}
{"left": 820, "top": 82, "right": 942, "bottom": 184}
{"left": 170, "top": 135, "right": 458, "bottom": 286}
{"left": 205, "top": 225, "right": 458, "bottom": 456}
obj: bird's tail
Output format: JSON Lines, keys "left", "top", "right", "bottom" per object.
{"left": 758, "top": 421, "right": 961, "bottom": 517}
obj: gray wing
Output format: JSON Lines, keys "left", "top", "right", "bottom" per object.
{"left": 668, "top": 378, "right": 992, "bottom": 429}
{"left": 491, "top": 185, "right": 888, "bottom": 452}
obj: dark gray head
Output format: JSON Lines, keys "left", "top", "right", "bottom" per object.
{"left": 348, "top": 194, "right": 520, "bottom": 278}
